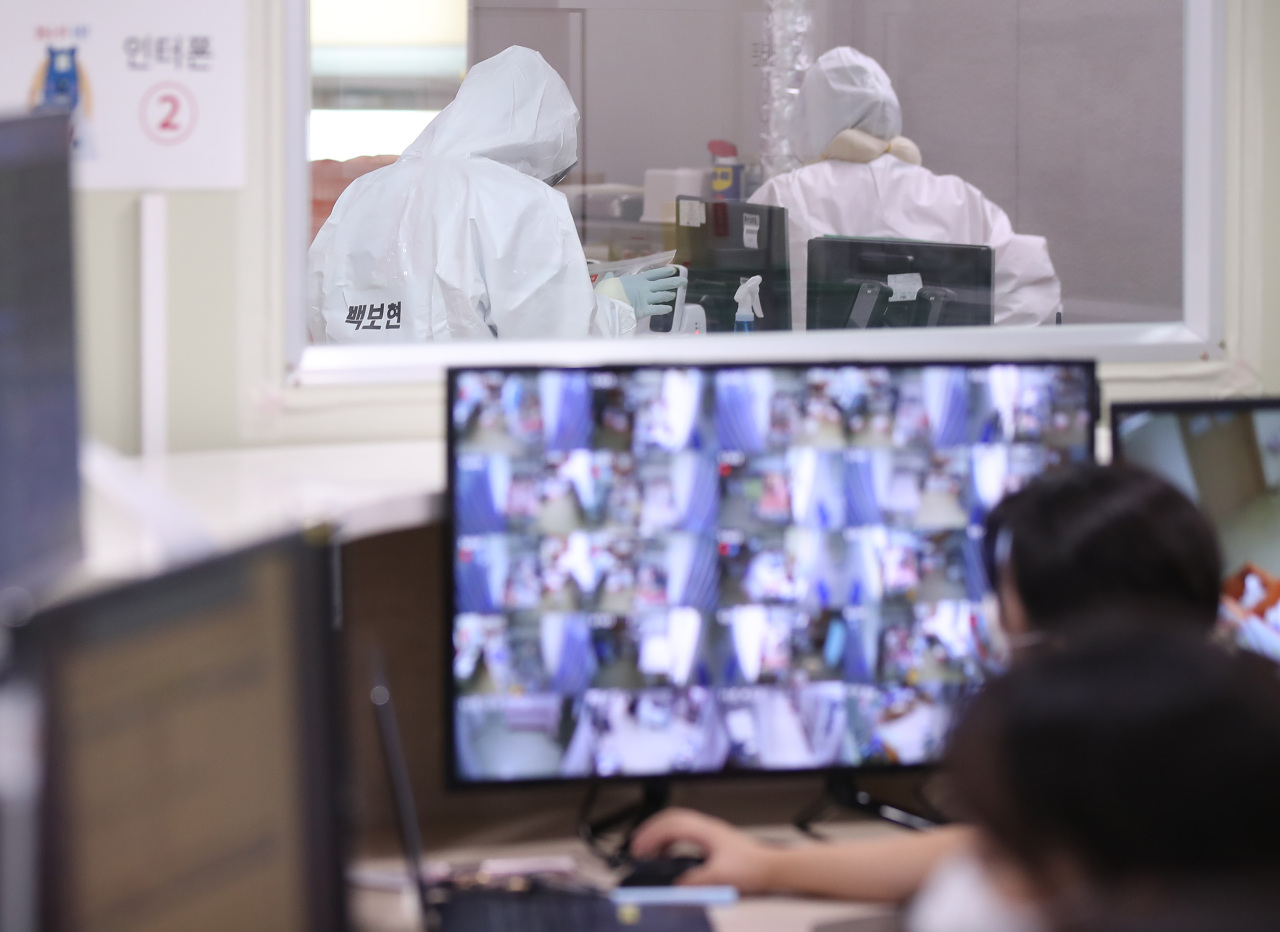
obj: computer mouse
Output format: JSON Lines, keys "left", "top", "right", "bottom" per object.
{"left": 616, "top": 856, "right": 706, "bottom": 887}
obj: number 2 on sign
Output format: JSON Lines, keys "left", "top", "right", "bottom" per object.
{"left": 158, "top": 94, "right": 181, "bottom": 131}
{"left": 139, "top": 82, "right": 199, "bottom": 145}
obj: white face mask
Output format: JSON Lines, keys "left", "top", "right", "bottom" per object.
{"left": 544, "top": 161, "right": 577, "bottom": 187}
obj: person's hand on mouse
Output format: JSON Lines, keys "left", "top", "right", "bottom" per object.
{"left": 630, "top": 808, "right": 779, "bottom": 894}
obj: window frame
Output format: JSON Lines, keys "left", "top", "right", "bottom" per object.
{"left": 280, "top": 0, "right": 1226, "bottom": 387}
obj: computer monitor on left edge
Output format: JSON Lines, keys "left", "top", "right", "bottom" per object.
{"left": 0, "top": 113, "right": 82, "bottom": 609}
{"left": 12, "top": 533, "right": 348, "bottom": 932}
{"left": 447, "top": 361, "right": 1097, "bottom": 791}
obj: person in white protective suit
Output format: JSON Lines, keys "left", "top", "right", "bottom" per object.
{"left": 750, "top": 47, "right": 1062, "bottom": 328}
{"left": 308, "top": 46, "right": 685, "bottom": 343}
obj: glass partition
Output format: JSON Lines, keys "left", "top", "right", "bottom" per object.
{"left": 308, "top": 0, "right": 466, "bottom": 241}
{"left": 301, "top": 0, "right": 1211, "bottom": 354}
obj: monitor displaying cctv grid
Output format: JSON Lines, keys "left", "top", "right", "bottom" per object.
{"left": 447, "top": 361, "right": 1097, "bottom": 785}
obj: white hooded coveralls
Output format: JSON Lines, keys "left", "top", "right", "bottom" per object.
{"left": 308, "top": 46, "right": 635, "bottom": 343}
{"left": 750, "top": 47, "right": 1062, "bottom": 328}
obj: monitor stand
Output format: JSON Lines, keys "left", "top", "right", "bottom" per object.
{"left": 577, "top": 778, "right": 671, "bottom": 865}
{"left": 794, "top": 772, "right": 939, "bottom": 839}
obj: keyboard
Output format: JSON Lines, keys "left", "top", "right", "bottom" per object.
{"left": 439, "top": 888, "right": 715, "bottom": 932}
{"left": 440, "top": 889, "right": 618, "bottom": 932}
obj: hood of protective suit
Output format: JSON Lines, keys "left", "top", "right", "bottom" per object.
{"left": 403, "top": 46, "right": 579, "bottom": 181}
{"left": 790, "top": 47, "right": 903, "bottom": 163}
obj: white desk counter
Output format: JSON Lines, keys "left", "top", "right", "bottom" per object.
{"left": 350, "top": 823, "right": 901, "bottom": 932}
{"left": 71, "top": 440, "right": 446, "bottom": 589}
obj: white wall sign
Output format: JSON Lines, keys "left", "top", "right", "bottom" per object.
{"left": 0, "top": 0, "right": 246, "bottom": 190}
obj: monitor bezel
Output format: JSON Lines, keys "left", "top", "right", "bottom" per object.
{"left": 1111, "top": 396, "right": 1280, "bottom": 464}
{"left": 444, "top": 358, "right": 1100, "bottom": 791}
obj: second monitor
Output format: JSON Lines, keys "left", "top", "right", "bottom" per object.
{"left": 1113, "top": 398, "right": 1280, "bottom": 665}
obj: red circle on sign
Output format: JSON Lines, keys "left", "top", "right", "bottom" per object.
{"left": 139, "top": 81, "right": 199, "bottom": 146}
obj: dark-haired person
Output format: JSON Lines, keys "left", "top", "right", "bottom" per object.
{"left": 630, "top": 464, "right": 1224, "bottom": 910}
{"left": 980, "top": 462, "right": 1222, "bottom": 640}
{"left": 947, "top": 625, "right": 1280, "bottom": 932}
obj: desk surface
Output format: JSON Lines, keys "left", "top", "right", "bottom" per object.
{"left": 68, "top": 440, "right": 446, "bottom": 593}
{"left": 350, "top": 824, "right": 900, "bottom": 932}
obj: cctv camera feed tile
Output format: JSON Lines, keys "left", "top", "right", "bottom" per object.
{"left": 451, "top": 364, "right": 1094, "bottom": 782}
{"left": 1116, "top": 404, "right": 1280, "bottom": 664}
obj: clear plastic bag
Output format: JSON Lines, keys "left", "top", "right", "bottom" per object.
{"left": 586, "top": 249, "right": 678, "bottom": 285}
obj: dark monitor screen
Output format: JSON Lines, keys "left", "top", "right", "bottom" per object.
{"left": 0, "top": 113, "right": 81, "bottom": 601}
{"left": 448, "top": 362, "right": 1097, "bottom": 785}
{"left": 807, "top": 237, "right": 994, "bottom": 331}
{"left": 18, "top": 534, "right": 347, "bottom": 932}
{"left": 671, "top": 198, "right": 791, "bottom": 334}
{"left": 1113, "top": 399, "right": 1280, "bottom": 665}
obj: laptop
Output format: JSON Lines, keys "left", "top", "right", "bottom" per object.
{"left": 807, "top": 237, "right": 994, "bottom": 330}
{"left": 370, "top": 659, "right": 714, "bottom": 932}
